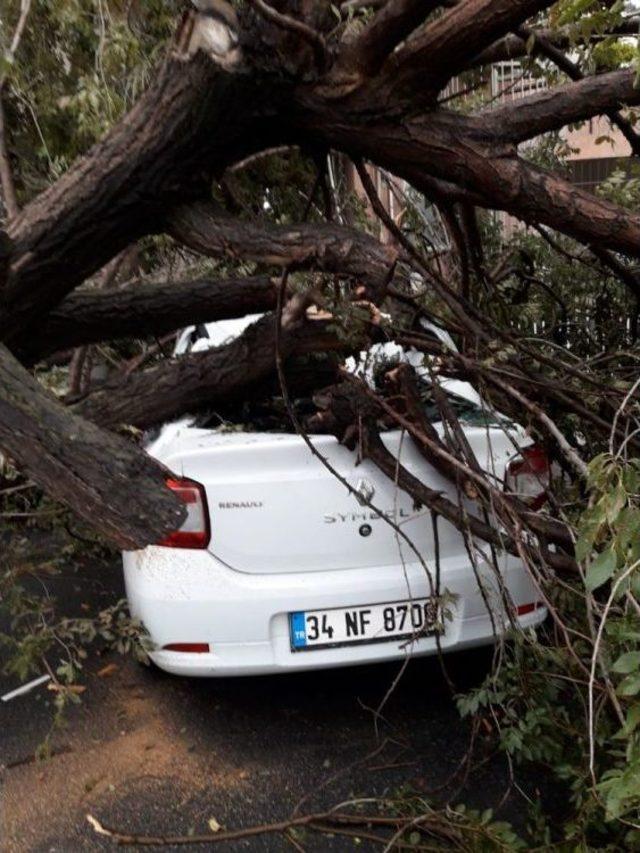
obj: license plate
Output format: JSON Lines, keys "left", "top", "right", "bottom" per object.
{"left": 289, "top": 598, "right": 440, "bottom": 651}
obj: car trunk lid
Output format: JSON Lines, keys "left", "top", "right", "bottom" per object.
{"left": 155, "top": 425, "right": 519, "bottom": 575}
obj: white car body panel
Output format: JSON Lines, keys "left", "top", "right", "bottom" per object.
{"left": 125, "top": 546, "right": 543, "bottom": 677}
{"left": 150, "top": 428, "right": 513, "bottom": 576}
{"left": 123, "top": 318, "right": 546, "bottom": 676}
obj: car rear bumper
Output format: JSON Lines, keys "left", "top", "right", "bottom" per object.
{"left": 123, "top": 547, "right": 546, "bottom": 677}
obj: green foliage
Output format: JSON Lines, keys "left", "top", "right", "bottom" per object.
{"left": 457, "top": 451, "right": 640, "bottom": 847}
{"left": 547, "top": 0, "right": 631, "bottom": 77}
{"left": 592, "top": 37, "right": 636, "bottom": 71}
{"left": 598, "top": 164, "right": 640, "bottom": 210}
{"left": 551, "top": 0, "right": 625, "bottom": 35}
{"left": 2, "top": 0, "right": 179, "bottom": 200}
{"left": 475, "top": 134, "right": 639, "bottom": 363}
{"left": 0, "top": 529, "right": 151, "bottom": 718}
{"left": 356, "top": 793, "right": 528, "bottom": 850}
{"left": 3, "top": 3, "right": 640, "bottom": 848}
{"left": 578, "top": 454, "right": 640, "bottom": 586}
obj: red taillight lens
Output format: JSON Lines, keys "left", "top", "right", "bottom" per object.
{"left": 504, "top": 445, "right": 550, "bottom": 510}
{"left": 158, "top": 477, "right": 210, "bottom": 549}
{"left": 162, "top": 643, "right": 210, "bottom": 653}
{"left": 517, "top": 602, "right": 544, "bottom": 617}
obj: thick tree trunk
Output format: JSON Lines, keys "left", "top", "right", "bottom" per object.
{"left": 0, "top": 345, "right": 185, "bottom": 548}
{"left": 73, "top": 314, "right": 346, "bottom": 431}
{"left": 5, "top": 8, "right": 640, "bottom": 350}
{"left": 2, "top": 57, "right": 284, "bottom": 342}
{"left": 21, "top": 275, "right": 279, "bottom": 363}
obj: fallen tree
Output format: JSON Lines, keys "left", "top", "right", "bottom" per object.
{"left": 4, "top": 0, "right": 640, "bottom": 843}
{"left": 0, "top": 344, "right": 185, "bottom": 548}
{"left": 1, "top": 0, "right": 639, "bottom": 542}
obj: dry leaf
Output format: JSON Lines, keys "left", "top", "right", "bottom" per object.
{"left": 48, "top": 683, "right": 86, "bottom": 694}
{"left": 97, "top": 663, "right": 119, "bottom": 678}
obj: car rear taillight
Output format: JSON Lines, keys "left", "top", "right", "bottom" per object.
{"left": 158, "top": 477, "right": 210, "bottom": 549}
{"left": 504, "top": 445, "right": 550, "bottom": 511}
{"left": 162, "top": 643, "right": 210, "bottom": 653}
{"left": 517, "top": 602, "right": 544, "bottom": 617}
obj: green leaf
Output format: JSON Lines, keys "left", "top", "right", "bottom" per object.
{"left": 586, "top": 452, "right": 611, "bottom": 488}
{"left": 557, "top": 0, "right": 598, "bottom": 28}
{"left": 0, "top": 56, "right": 13, "bottom": 79}
{"left": 617, "top": 674, "right": 640, "bottom": 697}
{"left": 586, "top": 548, "right": 617, "bottom": 591}
{"left": 612, "top": 652, "right": 640, "bottom": 674}
{"left": 605, "top": 482, "right": 627, "bottom": 524}
{"left": 621, "top": 705, "right": 640, "bottom": 736}
{"left": 617, "top": 506, "right": 640, "bottom": 550}
{"left": 575, "top": 530, "right": 596, "bottom": 563}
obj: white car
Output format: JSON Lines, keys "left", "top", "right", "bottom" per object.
{"left": 123, "top": 318, "right": 547, "bottom": 677}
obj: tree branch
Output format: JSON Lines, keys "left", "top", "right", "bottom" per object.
{"left": 0, "top": 0, "right": 32, "bottom": 92}
{"left": 386, "top": 0, "right": 555, "bottom": 95}
{"left": 517, "top": 26, "right": 640, "bottom": 156}
{"left": 2, "top": 54, "right": 285, "bottom": 343}
{"left": 590, "top": 245, "right": 640, "bottom": 303}
{"left": 21, "top": 274, "right": 279, "bottom": 363}
{"left": 73, "top": 312, "right": 348, "bottom": 431}
{"left": 471, "top": 17, "right": 640, "bottom": 66}
{"left": 310, "top": 109, "right": 640, "bottom": 259}
{"left": 0, "top": 97, "right": 18, "bottom": 220}
{"left": 484, "top": 68, "right": 640, "bottom": 145}
{"left": 343, "top": 0, "right": 446, "bottom": 78}
{"left": 312, "top": 377, "right": 575, "bottom": 572}
{"left": 246, "top": 0, "right": 328, "bottom": 70}
{"left": 0, "top": 344, "right": 185, "bottom": 548}
{"left": 167, "top": 201, "right": 398, "bottom": 295}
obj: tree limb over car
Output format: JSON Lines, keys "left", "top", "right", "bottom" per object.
{"left": 0, "top": 0, "right": 639, "bottom": 556}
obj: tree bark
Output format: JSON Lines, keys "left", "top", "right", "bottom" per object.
{"left": 2, "top": 56, "right": 285, "bottom": 342}
{"left": 21, "top": 275, "right": 279, "bottom": 363}
{"left": 386, "top": 0, "right": 554, "bottom": 95}
{"left": 484, "top": 69, "right": 640, "bottom": 143}
{"left": 168, "top": 201, "right": 398, "bottom": 293}
{"left": 471, "top": 19, "right": 640, "bottom": 66}
{"left": 3, "top": 0, "right": 640, "bottom": 549}
{"left": 305, "top": 110, "right": 640, "bottom": 259}
{"left": 0, "top": 344, "right": 185, "bottom": 548}
{"left": 73, "top": 314, "right": 346, "bottom": 431}
{"left": 5, "top": 8, "right": 640, "bottom": 348}
{"left": 340, "top": 0, "right": 444, "bottom": 78}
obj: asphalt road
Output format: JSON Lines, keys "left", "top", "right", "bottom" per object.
{"left": 1, "top": 539, "right": 558, "bottom": 851}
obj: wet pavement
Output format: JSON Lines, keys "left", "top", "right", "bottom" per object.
{"left": 1, "top": 547, "right": 557, "bottom": 851}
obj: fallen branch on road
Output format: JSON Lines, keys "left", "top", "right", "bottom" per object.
{"left": 86, "top": 799, "right": 519, "bottom": 849}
